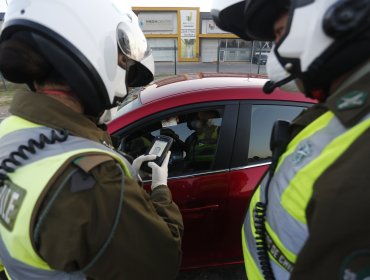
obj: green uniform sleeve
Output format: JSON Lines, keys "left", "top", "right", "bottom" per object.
{"left": 36, "top": 157, "right": 183, "bottom": 280}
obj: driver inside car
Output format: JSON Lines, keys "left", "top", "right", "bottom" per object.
{"left": 185, "top": 110, "right": 221, "bottom": 171}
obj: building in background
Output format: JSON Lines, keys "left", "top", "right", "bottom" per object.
{"left": 0, "top": 7, "right": 270, "bottom": 64}
{"left": 133, "top": 7, "right": 271, "bottom": 63}
{"left": 135, "top": 7, "right": 182, "bottom": 62}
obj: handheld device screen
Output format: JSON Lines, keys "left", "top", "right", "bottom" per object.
{"left": 141, "top": 135, "right": 173, "bottom": 172}
{"left": 148, "top": 140, "right": 167, "bottom": 157}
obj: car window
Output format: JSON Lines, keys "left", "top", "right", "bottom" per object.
{"left": 119, "top": 108, "right": 224, "bottom": 179}
{"left": 248, "top": 105, "right": 304, "bottom": 163}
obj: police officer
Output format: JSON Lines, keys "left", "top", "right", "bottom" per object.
{"left": 0, "top": 0, "right": 183, "bottom": 279}
{"left": 211, "top": 0, "right": 370, "bottom": 279}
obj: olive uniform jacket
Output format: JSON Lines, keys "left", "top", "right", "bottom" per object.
{"left": 290, "top": 61, "right": 370, "bottom": 279}
{"left": 5, "top": 92, "right": 184, "bottom": 280}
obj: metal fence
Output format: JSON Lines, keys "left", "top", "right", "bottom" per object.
{"left": 0, "top": 40, "right": 272, "bottom": 93}
{"left": 152, "top": 40, "right": 271, "bottom": 77}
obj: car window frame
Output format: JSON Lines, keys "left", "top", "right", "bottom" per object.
{"left": 230, "top": 100, "right": 313, "bottom": 170}
{"left": 112, "top": 101, "right": 239, "bottom": 179}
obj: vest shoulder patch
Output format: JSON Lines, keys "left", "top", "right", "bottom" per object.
{"left": 73, "top": 154, "right": 114, "bottom": 173}
{"left": 0, "top": 180, "right": 26, "bottom": 231}
{"left": 291, "top": 141, "right": 313, "bottom": 166}
{"left": 336, "top": 91, "right": 369, "bottom": 111}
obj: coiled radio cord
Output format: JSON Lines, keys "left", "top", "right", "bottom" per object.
{"left": 253, "top": 167, "right": 276, "bottom": 280}
{"left": 0, "top": 129, "right": 69, "bottom": 174}
{"left": 253, "top": 120, "right": 291, "bottom": 280}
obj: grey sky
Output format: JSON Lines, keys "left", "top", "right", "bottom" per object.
{"left": 0, "top": 0, "right": 213, "bottom": 13}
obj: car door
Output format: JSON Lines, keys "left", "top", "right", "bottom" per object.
{"left": 224, "top": 101, "right": 311, "bottom": 263}
{"left": 114, "top": 101, "right": 239, "bottom": 269}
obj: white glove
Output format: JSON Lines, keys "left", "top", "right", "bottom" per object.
{"left": 132, "top": 154, "right": 157, "bottom": 182}
{"left": 148, "top": 151, "right": 171, "bottom": 190}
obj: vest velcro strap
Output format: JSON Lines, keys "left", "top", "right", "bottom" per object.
{"left": 73, "top": 154, "right": 114, "bottom": 173}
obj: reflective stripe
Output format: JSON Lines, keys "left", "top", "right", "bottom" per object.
{"left": 280, "top": 113, "right": 345, "bottom": 223}
{"left": 243, "top": 188, "right": 265, "bottom": 280}
{"left": 265, "top": 225, "right": 294, "bottom": 272}
{"left": 0, "top": 116, "right": 42, "bottom": 138}
{"left": 0, "top": 125, "right": 133, "bottom": 176}
{"left": 283, "top": 114, "right": 370, "bottom": 221}
{"left": 0, "top": 117, "right": 132, "bottom": 279}
{"left": 266, "top": 113, "right": 337, "bottom": 254}
{"left": 277, "top": 112, "right": 333, "bottom": 170}
{"left": 242, "top": 225, "right": 264, "bottom": 280}
{"left": 243, "top": 186, "right": 290, "bottom": 280}
{"left": 242, "top": 111, "right": 370, "bottom": 279}
{"left": 269, "top": 112, "right": 370, "bottom": 254}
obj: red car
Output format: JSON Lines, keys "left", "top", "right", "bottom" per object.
{"left": 108, "top": 73, "right": 315, "bottom": 270}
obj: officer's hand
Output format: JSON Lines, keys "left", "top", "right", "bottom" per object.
{"left": 132, "top": 154, "right": 157, "bottom": 182}
{"left": 148, "top": 151, "right": 171, "bottom": 190}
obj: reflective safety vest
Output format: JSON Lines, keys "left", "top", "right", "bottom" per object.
{"left": 0, "top": 116, "right": 132, "bottom": 280}
{"left": 187, "top": 125, "right": 219, "bottom": 164}
{"left": 242, "top": 110, "right": 370, "bottom": 279}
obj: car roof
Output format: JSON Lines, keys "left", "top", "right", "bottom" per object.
{"left": 109, "top": 73, "right": 315, "bottom": 133}
{"left": 140, "top": 73, "right": 268, "bottom": 105}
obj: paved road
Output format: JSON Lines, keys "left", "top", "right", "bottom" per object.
{"left": 155, "top": 61, "right": 266, "bottom": 77}
{"left": 177, "top": 264, "right": 247, "bottom": 280}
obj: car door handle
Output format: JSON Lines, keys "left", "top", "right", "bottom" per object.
{"left": 182, "top": 204, "right": 220, "bottom": 213}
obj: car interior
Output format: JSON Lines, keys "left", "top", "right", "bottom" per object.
{"left": 118, "top": 109, "right": 224, "bottom": 179}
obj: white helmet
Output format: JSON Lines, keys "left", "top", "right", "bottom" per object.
{"left": 210, "top": 0, "right": 250, "bottom": 40}
{"left": 211, "top": 0, "right": 290, "bottom": 40}
{"left": 1, "top": 0, "right": 154, "bottom": 117}
{"left": 211, "top": 0, "right": 294, "bottom": 94}
{"left": 212, "top": 0, "right": 370, "bottom": 97}
{"left": 274, "top": 0, "right": 370, "bottom": 96}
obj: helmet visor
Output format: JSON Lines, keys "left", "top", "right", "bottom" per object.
{"left": 117, "top": 21, "right": 152, "bottom": 63}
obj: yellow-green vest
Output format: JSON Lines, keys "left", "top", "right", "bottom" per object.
{"left": 0, "top": 116, "right": 132, "bottom": 280}
{"left": 188, "top": 125, "right": 219, "bottom": 164}
{"left": 242, "top": 110, "right": 370, "bottom": 279}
